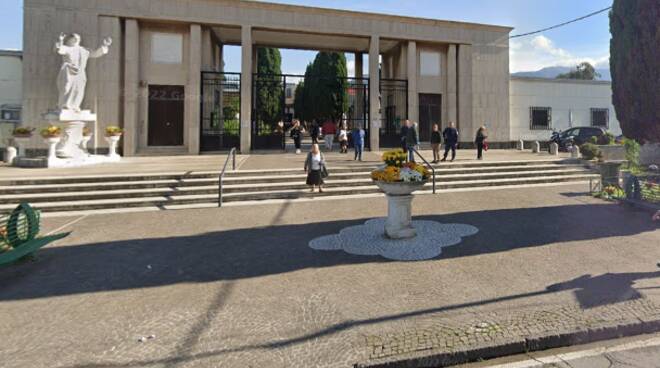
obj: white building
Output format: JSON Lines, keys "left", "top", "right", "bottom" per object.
{"left": 510, "top": 76, "right": 621, "bottom": 142}
{"left": 0, "top": 50, "right": 22, "bottom": 156}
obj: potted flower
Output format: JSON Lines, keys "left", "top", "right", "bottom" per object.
{"left": 104, "top": 125, "right": 123, "bottom": 160}
{"left": 40, "top": 124, "right": 62, "bottom": 139}
{"left": 371, "top": 149, "right": 430, "bottom": 195}
{"left": 105, "top": 126, "right": 123, "bottom": 137}
{"left": 80, "top": 126, "right": 93, "bottom": 153}
{"left": 371, "top": 149, "right": 430, "bottom": 239}
{"left": 11, "top": 127, "right": 34, "bottom": 157}
{"left": 12, "top": 127, "right": 34, "bottom": 138}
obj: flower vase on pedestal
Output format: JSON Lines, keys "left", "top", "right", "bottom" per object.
{"left": 105, "top": 135, "right": 121, "bottom": 161}
{"left": 43, "top": 136, "right": 62, "bottom": 165}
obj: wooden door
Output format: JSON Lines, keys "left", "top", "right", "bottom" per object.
{"left": 148, "top": 85, "right": 184, "bottom": 146}
{"left": 418, "top": 94, "right": 442, "bottom": 142}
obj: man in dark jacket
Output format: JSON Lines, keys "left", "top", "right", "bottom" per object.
{"left": 404, "top": 120, "right": 419, "bottom": 162}
{"left": 441, "top": 121, "right": 459, "bottom": 162}
{"left": 400, "top": 120, "right": 410, "bottom": 152}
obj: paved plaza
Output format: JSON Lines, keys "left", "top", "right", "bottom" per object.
{"left": 1, "top": 182, "right": 659, "bottom": 367}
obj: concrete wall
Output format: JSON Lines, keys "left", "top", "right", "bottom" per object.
{"left": 510, "top": 77, "right": 621, "bottom": 142}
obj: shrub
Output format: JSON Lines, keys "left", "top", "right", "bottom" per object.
{"left": 623, "top": 138, "right": 642, "bottom": 172}
{"left": 605, "top": 132, "right": 616, "bottom": 145}
{"left": 580, "top": 143, "right": 602, "bottom": 160}
{"left": 588, "top": 136, "right": 599, "bottom": 145}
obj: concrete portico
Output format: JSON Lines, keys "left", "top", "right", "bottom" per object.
{"left": 21, "top": 0, "right": 512, "bottom": 155}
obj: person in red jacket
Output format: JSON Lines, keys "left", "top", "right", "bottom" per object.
{"left": 322, "top": 120, "right": 337, "bottom": 151}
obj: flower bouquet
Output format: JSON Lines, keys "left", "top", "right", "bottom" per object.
{"left": 40, "top": 125, "right": 62, "bottom": 138}
{"left": 371, "top": 149, "right": 430, "bottom": 183}
{"left": 12, "top": 127, "right": 35, "bottom": 138}
{"left": 105, "top": 126, "right": 123, "bottom": 137}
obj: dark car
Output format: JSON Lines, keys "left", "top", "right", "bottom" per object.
{"left": 550, "top": 126, "right": 608, "bottom": 150}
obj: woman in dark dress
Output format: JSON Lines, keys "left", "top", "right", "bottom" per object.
{"left": 304, "top": 143, "right": 326, "bottom": 193}
{"left": 290, "top": 120, "right": 303, "bottom": 154}
{"left": 475, "top": 125, "right": 488, "bottom": 160}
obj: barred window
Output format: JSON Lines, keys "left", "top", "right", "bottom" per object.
{"left": 530, "top": 107, "right": 551, "bottom": 130}
{"left": 1, "top": 108, "right": 20, "bottom": 122}
{"left": 591, "top": 108, "right": 609, "bottom": 128}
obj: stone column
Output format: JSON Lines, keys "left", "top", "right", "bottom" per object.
{"left": 407, "top": 41, "right": 419, "bottom": 124}
{"left": 123, "top": 19, "right": 139, "bottom": 156}
{"left": 354, "top": 52, "right": 364, "bottom": 129}
{"left": 187, "top": 24, "right": 202, "bottom": 154}
{"left": 446, "top": 44, "right": 457, "bottom": 126}
{"left": 240, "top": 25, "right": 253, "bottom": 153}
{"left": 457, "top": 44, "right": 473, "bottom": 143}
{"left": 369, "top": 35, "right": 380, "bottom": 151}
{"left": 201, "top": 27, "right": 213, "bottom": 71}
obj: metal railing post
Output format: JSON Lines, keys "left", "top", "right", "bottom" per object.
{"left": 411, "top": 147, "right": 436, "bottom": 194}
{"left": 219, "top": 147, "right": 237, "bottom": 207}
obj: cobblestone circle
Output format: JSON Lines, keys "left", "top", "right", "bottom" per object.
{"left": 309, "top": 218, "right": 479, "bottom": 261}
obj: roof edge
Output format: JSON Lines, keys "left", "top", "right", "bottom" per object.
{"left": 510, "top": 76, "right": 611, "bottom": 85}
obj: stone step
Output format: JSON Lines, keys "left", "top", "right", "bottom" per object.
{"left": 0, "top": 174, "right": 599, "bottom": 213}
{"left": 0, "top": 163, "right": 586, "bottom": 191}
{"left": 0, "top": 159, "right": 570, "bottom": 185}
{"left": 0, "top": 168, "right": 592, "bottom": 200}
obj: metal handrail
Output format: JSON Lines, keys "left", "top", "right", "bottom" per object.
{"left": 218, "top": 148, "right": 237, "bottom": 207}
{"left": 410, "top": 147, "right": 436, "bottom": 194}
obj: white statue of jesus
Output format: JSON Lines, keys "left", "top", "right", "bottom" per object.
{"left": 55, "top": 33, "right": 112, "bottom": 112}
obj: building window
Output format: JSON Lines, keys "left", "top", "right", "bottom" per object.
{"left": 286, "top": 87, "right": 293, "bottom": 99}
{"left": 529, "top": 107, "right": 551, "bottom": 130}
{"left": 151, "top": 33, "right": 183, "bottom": 64}
{"left": 420, "top": 51, "right": 441, "bottom": 76}
{"left": 591, "top": 108, "right": 609, "bottom": 128}
{"left": 0, "top": 106, "right": 20, "bottom": 122}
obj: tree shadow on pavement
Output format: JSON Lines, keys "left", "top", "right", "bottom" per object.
{"left": 0, "top": 203, "right": 656, "bottom": 301}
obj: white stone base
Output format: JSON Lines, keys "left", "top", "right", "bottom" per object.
{"left": 309, "top": 218, "right": 478, "bottom": 261}
{"left": 14, "top": 154, "right": 120, "bottom": 168}
{"left": 385, "top": 194, "right": 416, "bottom": 239}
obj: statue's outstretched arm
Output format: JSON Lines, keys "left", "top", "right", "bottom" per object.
{"left": 90, "top": 37, "right": 112, "bottom": 58}
{"left": 54, "top": 33, "right": 67, "bottom": 55}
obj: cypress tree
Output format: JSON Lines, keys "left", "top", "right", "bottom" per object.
{"left": 255, "top": 47, "right": 283, "bottom": 129}
{"left": 610, "top": 0, "right": 660, "bottom": 143}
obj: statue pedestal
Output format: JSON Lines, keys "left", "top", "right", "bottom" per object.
{"left": 385, "top": 194, "right": 417, "bottom": 239}
{"left": 44, "top": 110, "right": 97, "bottom": 159}
{"left": 13, "top": 109, "right": 123, "bottom": 168}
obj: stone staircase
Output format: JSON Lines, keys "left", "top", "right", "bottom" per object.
{"left": 0, "top": 159, "right": 599, "bottom": 215}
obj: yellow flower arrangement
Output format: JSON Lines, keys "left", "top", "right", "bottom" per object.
{"left": 372, "top": 149, "right": 430, "bottom": 183}
{"left": 105, "top": 126, "right": 123, "bottom": 137}
{"left": 12, "top": 127, "right": 34, "bottom": 137}
{"left": 40, "top": 125, "right": 62, "bottom": 138}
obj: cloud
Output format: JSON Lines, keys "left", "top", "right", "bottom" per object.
{"left": 510, "top": 35, "right": 609, "bottom": 73}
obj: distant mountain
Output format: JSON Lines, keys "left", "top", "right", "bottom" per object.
{"left": 512, "top": 66, "right": 611, "bottom": 81}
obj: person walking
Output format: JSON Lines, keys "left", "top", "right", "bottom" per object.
{"left": 310, "top": 121, "right": 321, "bottom": 144}
{"left": 352, "top": 125, "right": 365, "bottom": 161}
{"left": 475, "top": 125, "right": 488, "bottom": 160}
{"left": 441, "top": 121, "right": 459, "bottom": 162}
{"left": 400, "top": 119, "right": 410, "bottom": 152}
{"left": 338, "top": 123, "right": 349, "bottom": 154}
{"left": 322, "top": 120, "right": 337, "bottom": 151}
{"left": 430, "top": 123, "right": 442, "bottom": 163}
{"left": 404, "top": 120, "right": 419, "bottom": 162}
{"left": 304, "top": 143, "right": 326, "bottom": 193}
{"left": 290, "top": 120, "right": 303, "bottom": 154}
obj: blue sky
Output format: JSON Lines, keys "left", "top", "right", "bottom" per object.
{"left": 0, "top": 0, "right": 613, "bottom": 73}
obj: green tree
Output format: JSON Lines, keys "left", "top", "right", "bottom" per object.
{"left": 255, "top": 47, "right": 283, "bottom": 128}
{"left": 556, "top": 62, "right": 601, "bottom": 80}
{"left": 305, "top": 52, "right": 349, "bottom": 123}
{"left": 293, "top": 80, "right": 306, "bottom": 121}
{"left": 610, "top": 0, "right": 660, "bottom": 143}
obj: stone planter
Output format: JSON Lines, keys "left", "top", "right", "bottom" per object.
{"left": 598, "top": 145, "right": 625, "bottom": 162}
{"left": 43, "top": 136, "right": 62, "bottom": 163}
{"left": 104, "top": 134, "right": 121, "bottom": 160}
{"left": 80, "top": 134, "right": 92, "bottom": 153}
{"left": 12, "top": 136, "right": 31, "bottom": 157}
{"left": 374, "top": 180, "right": 427, "bottom": 239}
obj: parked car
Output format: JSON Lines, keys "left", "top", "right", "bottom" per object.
{"left": 549, "top": 126, "right": 608, "bottom": 151}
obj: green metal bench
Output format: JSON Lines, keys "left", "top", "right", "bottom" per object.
{"left": 0, "top": 203, "right": 70, "bottom": 266}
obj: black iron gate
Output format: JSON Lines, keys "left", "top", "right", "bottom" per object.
{"left": 200, "top": 72, "right": 241, "bottom": 151}
{"left": 252, "top": 73, "right": 370, "bottom": 150}
{"left": 379, "top": 79, "right": 409, "bottom": 148}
